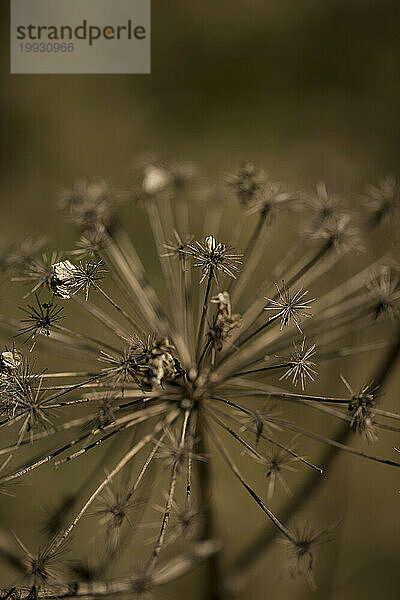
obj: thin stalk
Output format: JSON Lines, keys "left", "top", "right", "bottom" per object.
{"left": 93, "top": 283, "right": 140, "bottom": 331}
{"left": 230, "top": 211, "right": 268, "bottom": 301}
{"left": 232, "top": 362, "right": 291, "bottom": 377}
{"left": 47, "top": 411, "right": 178, "bottom": 558}
{"left": 197, "top": 412, "right": 221, "bottom": 600}
{"left": 53, "top": 324, "right": 119, "bottom": 355}
{"left": 207, "top": 422, "right": 295, "bottom": 542}
{"left": 146, "top": 409, "right": 191, "bottom": 573}
{"left": 196, "top": 268, "right": 214, "bottom": 361}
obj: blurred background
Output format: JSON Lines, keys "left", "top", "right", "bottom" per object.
{"left": 0, "top": 1, "right": 399, "bottom": 598}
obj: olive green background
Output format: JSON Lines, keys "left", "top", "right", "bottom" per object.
{"left": 0, "top": 1, "right": 399, "bottom": 598}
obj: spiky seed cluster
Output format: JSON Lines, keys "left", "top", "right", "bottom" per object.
{"left": 72, "top": 229, "right": 108, "bottom": 258}
{"left": 0, "top": 348, "right": 23, "bottom": 398}
{"left": 240, "top": 403, "right": 281, "bottom": 446}
{"left": 18, "top": 296, "right": 65, "bottom": 348}
{"left": 265, "top": 281, "right": 314, "bottom": 332}
{"left": 137, "top": 337, "right": 183, "bottom": 391}
{"left": 0, "top": 160, "right": 399, "bottom": 598}
{"left": 280, "top": 339, "right": 317, "bottom": 390}
{"left": 342, "top": 377, "right": 378, "bottom": 442}
{"left": 183, "top": 235, "right": 242, "bottom": 283}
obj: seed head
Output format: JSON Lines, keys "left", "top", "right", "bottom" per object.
{"left": 280, "top": 339, "right": 317, "bottom": 390}
{"left": 283, "top": 522, "right": 334, "bottom": 589}
{"left": 18, "top": 296, "right": 65, "bottom": 350}
{"left": 228, "top": 161, "right": 265, "bottom": 207}
{"left": 101, "top": 335, "right": 183, "bottom": 391}
{"left": 161, "top": 231, "right": 193, "bottom": 265}
{"left": 305, "top": 182, "right": 342, "bottom": 229}
{"left": 183, "top": 235, "right": 242, "bottom": 283}
{"left": 51, "top": 259, "right": 104, "bottom": 301}
{"left": 265, "top": 281, "right": 314, "bottom": 332}
{"left": 59, "top": 179, "right": 115, "bottom": 231}
{"left": 367, "top": 266, "right": 400, "bottom": 321}
{"left": 247, "top": 181, "right": 297, "bottom": 218}
{"left": 363, "top": 175, "right": 399, "bottom": 226}
{"left": 256, "top": 444, "right": 299, "bottom": 499}
{"left": 239, "top": 402, "right": 282, "bottom": 446}
{"left": 342, "top": 376, "right": 378, "bottom": 442}
{"left": 72, "top": 229, "right": 108, "bottom": 259}
{"left": 311, "top": 213, "right": 364, "bottom": 254}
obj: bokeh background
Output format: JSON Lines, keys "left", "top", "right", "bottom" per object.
{"left": 0, "top": 1, "right": 399, "bottom": 598}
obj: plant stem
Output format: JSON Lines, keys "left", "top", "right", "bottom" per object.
{"left": 197, "top": 269, "right": 214, "bottom": 361}
{"left": 197, "top": 412, "right": 221, "bottom": 600}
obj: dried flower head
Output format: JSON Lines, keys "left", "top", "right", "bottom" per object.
{"left": 161, "top": 231, "right": 193, "bottom": 264}
{"left": 283, "top": 522, "right": 334, "bottom": 589}
{"left": 184, "top": 235, "right": 242, "bottom": 283}
{"left": 280, "top": 338, "right": 317, "bottom": 390}
{"left": 18, "top": 295, "right": 65, "bottom": 350}
{"left": 72, "top": 229, "right": 108, "bottom": 259}
{"left": 367, "top": 266, "right": 400, "bottom": 320}
{"left": 227, "top": 161, "right": 266, "bottom": 207}
{"left": 247, "top": 181, "right": 297, "bottom": 218}
{"left": 251, "top": 437, "right": 300, "bottom": 499}
{"left": 363, "top": 175, "right": 400, "bottom": 226}
{"left": 342, "top": 376, "right": 378, "bottom": 442}
{"left": 59, "top": 179, "right": 115, "bottom": 232}
{"left": 265, "top": 281, "right": 314, "bottom": 332}
{"left": 311, "top": 213, "right": 364, "bottom": 254}
{"left": 305, "top": 182, "right": 343, "bottom": 228}
{"left": 239, "top": 402, "right": 282, "bottom": 446}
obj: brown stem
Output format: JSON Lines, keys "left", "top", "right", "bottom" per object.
{"left": 196, "top": 269, "right": 214, "bottom": 361}
{"left": 197, "top": 412, "right": 221, "bottom": 600}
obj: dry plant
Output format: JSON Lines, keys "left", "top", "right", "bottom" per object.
{"left": 0, "top": 161, "right": 399, "bottom": 599}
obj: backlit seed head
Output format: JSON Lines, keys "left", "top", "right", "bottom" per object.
{"left": 142, "top": 164, "right": 171, "bottom": 196}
